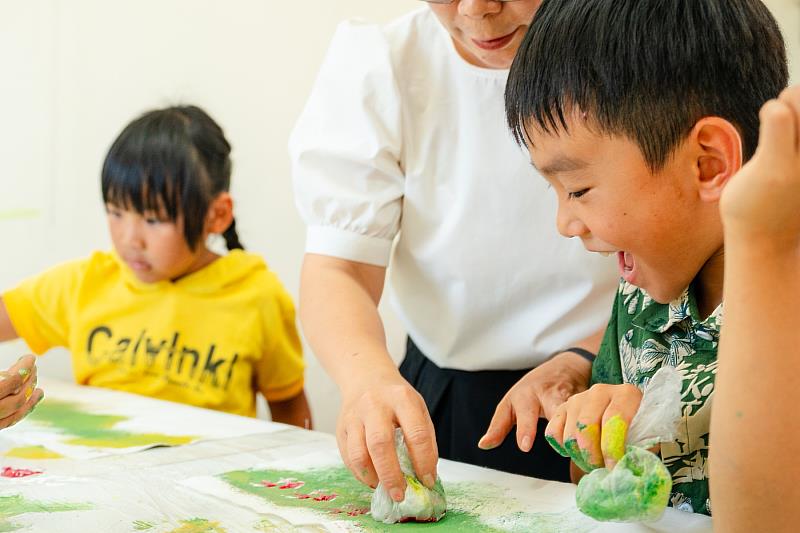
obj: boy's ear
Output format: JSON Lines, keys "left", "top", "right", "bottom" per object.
{"left": 205, "top": 192, "right": 234, "bottom": 234}
{"left": 692, "top": 117, "right": 743, "bottom": 203}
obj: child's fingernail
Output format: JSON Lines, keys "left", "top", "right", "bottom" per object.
{"left": 30, "top": 394, "right": 44, "bottom": 412}
{"left": 422, "top": 474, "right": 435, "bottom": 488}
{"left": 521, "top": 435, "right": 532, "bottom": 452}
{"left": 390, "top": 488, "right": 405, "bottom": 502}
{"left": 545, "top": 434, "right": 570, "bottom": 457}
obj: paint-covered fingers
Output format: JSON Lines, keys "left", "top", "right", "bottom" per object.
{"left": 600, "top": 384, "right": 641, "bottom": 469}
{"left": 544, "top": 383, "right": 642, "bottom": 473}
{"left": 572, "top": 393, "right": 607, "bottom": 472}
{"left": 394, "top": 389, "right": 438, "bottom": 489}
{"left": 0, "top": 366, "right": 39, "bottom": 418}
{"left": 0, "top": 354, "right": 37, "bottom": 399}
{"left": 561, "top": 392, "right": 597, "bottom": 473}
{"left": 544, "top": 403, "right": 570, "bottom": 458}
{"left": 0, "top": 387, "right": 43, "bottom": 429}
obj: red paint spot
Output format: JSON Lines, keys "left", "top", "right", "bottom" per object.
{"left": 1, "top": 466, "right": 42, "bottom": 478}
{"left": 313, "top": 493, "right": 337, "bottom": 502}
{"left": 260, "top": 478, "right": 305, "bottom": 489}
{"left": 347, "top": 509, "right": 368, "bottom": 516}
{"left": 296, "top": 494, "right": 311, "bottom": 500}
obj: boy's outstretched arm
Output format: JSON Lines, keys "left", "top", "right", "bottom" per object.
{"left": 0, "top": 298, "right": 20, "bottom": 342}
{"left": 712, "top": 86, "right": 800, "bottom": 532}
{"left": 267, "top": 390, "right": 312, "bottom": 429}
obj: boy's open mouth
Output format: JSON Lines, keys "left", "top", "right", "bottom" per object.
{"left": 617, "top": 251, "right": 636, "bottom": 283}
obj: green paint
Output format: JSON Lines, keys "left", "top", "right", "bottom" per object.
{"left": 576, "top": 446, "right": 671, "bottom": 522}
{"left": 221, "top": 466, "right": 593, "bottom": 533}
{"left": 0, "top": 494, "right": 92, "bottom": 531}
{"left": 133, "top": 520, "right": 155, "bottom": 530}
{"left": 168, "top": 518, "right": 226, "bottom": 533}
{"left": 4, "top": 445, "right": 63, "bottom": 459}
{"left": 563, "top": 439, "right": 596, "bottom": 473}
{"left": 0, "top": 209, "right": 40, "bottom": 222}
{"left": 544, "top": 434, "right": 569, "bottom": 458}
{"left": 17, "top": 368, "right": 29, "bottom": 378}
{"left": 600, "top": 415, "right": 627, "bottom": 464}
{"left": 26, "top": 399, "right": 195, "bottom": 448}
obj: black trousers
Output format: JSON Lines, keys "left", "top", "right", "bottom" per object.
{"left": 399, "top": 337, "right": 570, "bottom": 482}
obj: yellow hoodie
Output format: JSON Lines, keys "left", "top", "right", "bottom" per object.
{"left": 4, "top": 250, "right": 304, "bottom": 417}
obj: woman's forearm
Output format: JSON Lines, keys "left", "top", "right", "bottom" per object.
{"left": 299, "top": 254, "right": 400, "bottom": 393}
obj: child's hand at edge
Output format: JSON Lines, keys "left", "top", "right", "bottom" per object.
{"left": 544, "top": 383, "right": 642, "bottom": 474}
{"left": 0, "top": 354, "right": 44, "bottom": 429}
{"left": 721, "top": 85, "right": 800, "bottom": 248}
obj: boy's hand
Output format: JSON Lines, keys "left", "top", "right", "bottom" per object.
{"left": 0, "top": 354, "right": 44, "bottom": 429}
{"left": 721, "top": 86, "right": 800, "bottom": 248}
{"left": 544, "top": 383, "right": 642, "bottom": 472}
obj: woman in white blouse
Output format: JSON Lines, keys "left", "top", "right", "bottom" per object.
{"left": 291, "top": 0, "right": 618, "bottom": 503}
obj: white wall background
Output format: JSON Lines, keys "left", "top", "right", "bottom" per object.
{"left": 0, "top": 0, "right": 798, "bottom": 435}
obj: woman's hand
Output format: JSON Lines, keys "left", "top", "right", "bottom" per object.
{"left": 479, "top": 351, "right": 592, "bottom": 453}
{"left": 0, "top": 354, "right": 44, "bottom": 429}
{"left": 337, "top": 372, "right": 438, "bottom": 502}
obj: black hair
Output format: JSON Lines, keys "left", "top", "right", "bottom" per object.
{"left": 506, "top": 0, "right": 788, "bottom": 170}
{"left": 101, "top": 105, "right": 243, "bottom": 251}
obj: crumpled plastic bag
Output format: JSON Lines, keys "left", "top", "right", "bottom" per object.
{"left": 576, "top": 365, "right": 683, "bottom": 522}
{"left": 370, "top": 428, "right": 446, "bottom": 524}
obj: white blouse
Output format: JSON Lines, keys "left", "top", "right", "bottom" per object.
{"left": 290, "top": 8, "right": 619, "bottom": 371}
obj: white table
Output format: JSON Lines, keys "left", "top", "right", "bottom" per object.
{"left": 0, "top": 379, "right": 713, "bottom": 532}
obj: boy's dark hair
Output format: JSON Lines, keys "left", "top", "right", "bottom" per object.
{"left": 506, "top": 0, "right": 788, "bottom": 169}
{"left": 102, "top": 105, "right": 243, "bottom": 251}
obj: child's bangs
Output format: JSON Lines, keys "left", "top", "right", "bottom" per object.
{"left": 100, "top": 118, "right": 198, "bottom": 222}
{"left": 102, "top": 159, "right": 181, "bottom": 220}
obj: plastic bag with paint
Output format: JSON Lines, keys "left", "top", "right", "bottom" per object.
{"left": 576, "top": 365, "right": 683, "bottom": 522}
{"left": 370, "top": 428, "right": 446, "bottom": 524}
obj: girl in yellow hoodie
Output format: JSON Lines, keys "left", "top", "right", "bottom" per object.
{"left": 0, "top": 106, "right": 310, "bottom": 427}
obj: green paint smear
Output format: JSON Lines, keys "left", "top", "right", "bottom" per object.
{"left": 221, "top": 466, "right": 593, "bottom": 533}
{"left": 544, "top": 435, "right": 569, "bottom": 458}
{"left": 564, "top": 439, "right": 597, "bottom": 474}
{"left": 0, "top": 494, "right": 92, "bottom": 532}
{"left": 133, "top": 520, "right": 155, "bottom": 530}
{"left": 26, "top": 399, "right": 195, "bottom": 448}
{"left": 168, "top": 518, "right": 226, "bottom": 533}
{"left": 0, "top": 209, "right": 40, "bottom": 222}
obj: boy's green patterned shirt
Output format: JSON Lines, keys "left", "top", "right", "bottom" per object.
{"left": 592, "top": 280, "right": 721, "bottom": 516}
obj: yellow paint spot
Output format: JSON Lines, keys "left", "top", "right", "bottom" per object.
{"left": 5, "top": 445, "right": 64, "bottom": 459}
{"left": 601, "top": 415, "right": 628, "bottom": 463}
{"left": 576, "top": 422, "right": 603, "bottom": 469}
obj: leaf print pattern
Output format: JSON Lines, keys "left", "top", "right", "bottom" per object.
{"left": 591, "top": 280, "right": 719, "bottom": 516}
